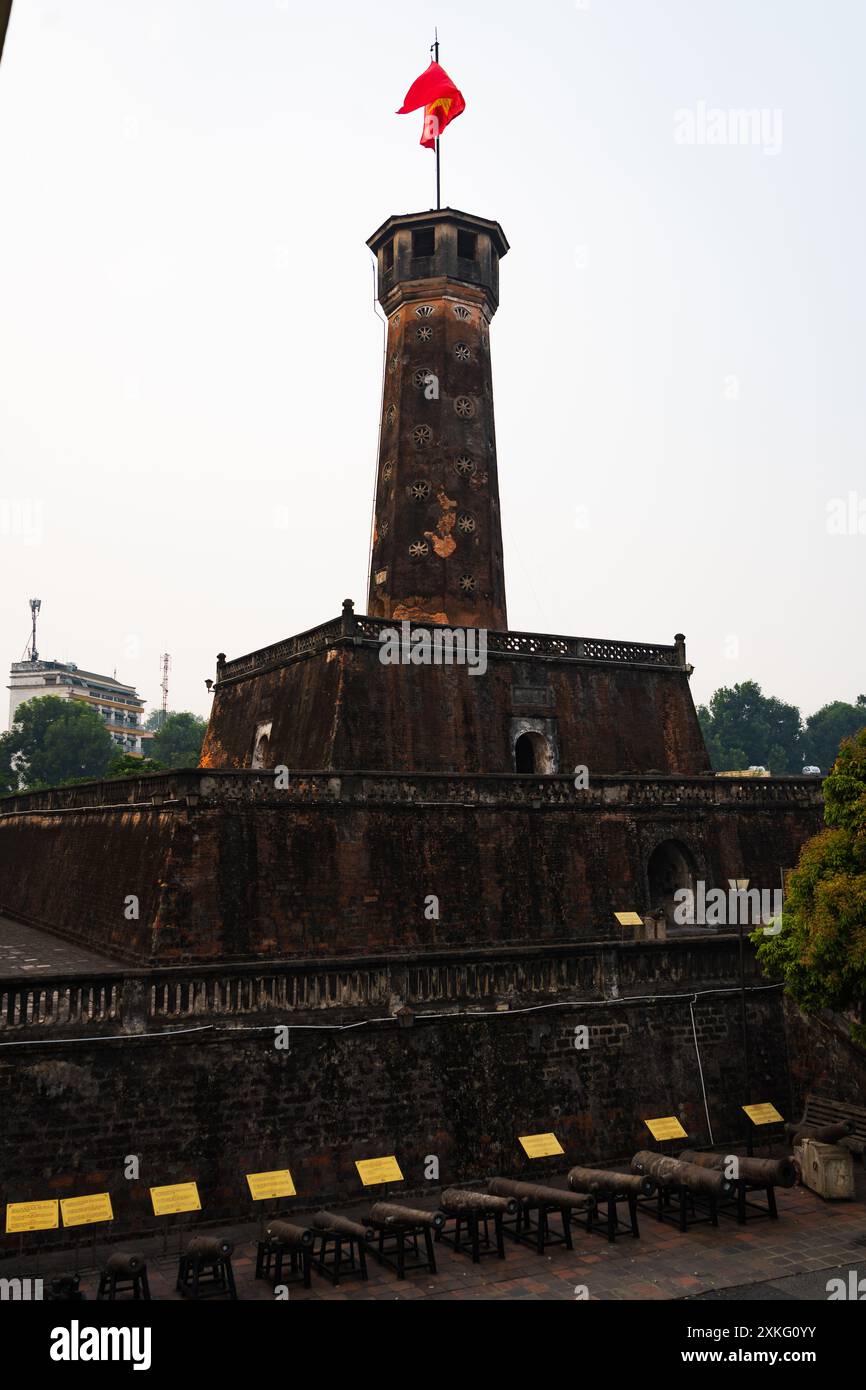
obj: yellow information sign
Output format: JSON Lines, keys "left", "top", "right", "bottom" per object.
{"left": 149, "top": 1182, "right": 201, "bottom": 1216}
{"left": 355, "top": 1156, "right": 403, "bottom": 1187}
{"left": 246, "top": 1170, "right": 296, "bottom": 1201}
{"left": 645, "top": 1116, "right": 688, "bottom": 1141}
{"left": 5, "top": 1200, "right": 59, "bottom": 1233}
{"left": 60, "top": 1193, "right": 114, "bottom": 1228}
{"left": 518, "top": 1133, "right": 564, "bottom": 1158}
{"left": 614, "top": 912, "right": 644, "bottom": 927}
{"left": 743, "top": 1102, "right": 784, "bottom": 1126}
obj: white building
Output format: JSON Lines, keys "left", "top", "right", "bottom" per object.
{"left": 8, "top": 660, "right": 152, "bottom": 756}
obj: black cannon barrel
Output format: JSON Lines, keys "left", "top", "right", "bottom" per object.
{"left": 567, "top": 1165, "right": 655, "bottom": 1198}
{"left": 312, "top": 1210, "right": 375, "bottom": 1241}
{"left": 369, "top": 1202, "right": 446, "bottom": 1230}
{"left": 440, "top": 1188, "right": 518, "bottom": 1216}
{"left": 104, "top": 1252, "right": 144, "bottom": 1276}
{"left": 680, "top": 1149, "right": 796, "bottom": 1189}
{"left": 631, "top": 1151, "right": 734, "bottom": 1196}
{"left": 185, "top": 1235, "right": 234, "bottom": 1259}
{"left": 265, "top": 1220, "right": 314, "bottom": 1249}
{"left": 488, "top": 1177, "right": 595, "bottom": 1212}
{"left": 786, "top": 1120, "right": 854, "bottom": 1145}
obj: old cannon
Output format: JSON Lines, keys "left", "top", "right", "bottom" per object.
{"left": 367, "top": 1202, "right": 443, "bottom": 1279}
{"left": 312, "top": 1211, "right": 375, "bottom": 1241}
{"left": 489, "top": 1177, "right": 595, "bottom": 1254}
{"left": 98, "top": 1252, "right": 150, "bottom": 1302}
{"left": 256, "top": 1220, "right": 315, "bottom": 1290}
{"left": 489, "top": 1177, "right": 595, "bottom": 1212}
{"left": 439, "top": 1188, "right": 517, "bottom": 1216}
{"left": 631, "top": 1151, "right": 733, "bottom": 1232}
{"left": 567, "top": 1166, "right": 655, "bottom": 1198}
{"left": 566, "top": 1165, "right": 654, "bottom": 1240}
{"left": 311, "top": 1211, "right": 372, "bottom": 1286}
{"left": 631, "top": 1152, "right": 734, "bottom": 1195}
{"left": 177, "top": 1234, "right": 236, "bottom": 1299}
{"left": 680, "top": 1149, "right": 795, "bottom": 1189}
{"left": 785, "top": 1119, "right": 854, "bottom": 1146}
{"left": 437, "top": 1188, "right": 516, "bottom": 1263}
{"left": 679, "top": 1147, "right": 794, "bottom": 1224}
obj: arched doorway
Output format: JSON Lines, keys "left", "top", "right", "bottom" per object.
{"left": 647, "top": 840, "right": 699, "bottom": 929}
{"left": 251, "top": 733, "right": 270, "bottom": 769}
{"left": 514, "top": 730, "right": 554, "bottom": 774}
{"left": 250, "top": 720, "right": 273, "bottom": 770}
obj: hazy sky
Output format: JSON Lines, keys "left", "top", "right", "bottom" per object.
{"left": 1, "top": 0, "right": 863, "bottom": 723}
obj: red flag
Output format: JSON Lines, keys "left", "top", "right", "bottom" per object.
{"left": 397, "top": 61, "right": 465, "bottom": 149}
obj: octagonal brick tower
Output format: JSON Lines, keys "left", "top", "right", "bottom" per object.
{"left": 366, "top": 208, "right": 509, "bottom": 630}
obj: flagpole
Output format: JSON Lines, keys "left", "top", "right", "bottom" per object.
{"left": 432, "top": 29, "right": 441, "bottom": 208}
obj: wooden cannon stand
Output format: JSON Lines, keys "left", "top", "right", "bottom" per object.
{"left": 585, "top": 1188, "right": 641, "bottom": 1243}
{"left": 638, "top": 1184, "right": 720, "bottom": 1233}
{"left": 367, "top": 1219, "right": 437, "bottom": 1280}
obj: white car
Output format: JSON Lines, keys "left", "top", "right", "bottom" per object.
{"left": 802, "top": 765, "right": 822, "bottom": 776}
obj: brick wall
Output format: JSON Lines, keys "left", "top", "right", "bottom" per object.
{"left": 201, "top": 640, "right": 713, "bottom": 776}
{"left": 0, "top": 773, "right": 823, "bottom": 963}
{"left": 783, "top": 998, "right": 866, "bottom": 1114}
{"left": 0, "top": 984, "right": 789, "bottom": 1253}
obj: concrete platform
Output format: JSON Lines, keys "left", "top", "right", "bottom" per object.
{"left": 0, "top": 916, "right": 125, "bottom": 977}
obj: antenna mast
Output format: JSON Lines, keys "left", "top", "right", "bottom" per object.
{"left": 159, "top": 653, "right": 171, "bottom": 727}
{"left": 28, "top": 598, "right": 41, "bottom": 662}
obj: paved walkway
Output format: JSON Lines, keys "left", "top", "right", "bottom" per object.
{"left": 0, "top": 917, "right": 125, "bottom": 976}
{"left": 13, "top": 1170, "right": 866, "bottom": 1301}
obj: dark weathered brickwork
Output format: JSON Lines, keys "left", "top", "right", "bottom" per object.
{"left": 783, "top": 998, "right": 866, "bottom": 1113}
{"left": 0, "top": 977, "right": 790, "bottom": 1250}
{"left": 0, "top": 772, "right": 822, "bottom": 964}
{"left": 200, "top": 622, "right": 713, "bottom": 775}
{"left": 365, "top": 210, "right": 509, "bottom": 631}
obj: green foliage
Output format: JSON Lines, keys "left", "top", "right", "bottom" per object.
{"left": 755, "top": 727, "right": 866, "bottom": 1040}
{"left": 0, "top": 730, "right": 18, "bottom": 796}
{"left": 106, "top": 753, "right": 165, "bottom": 778}
{"left": 4, "top": 696, "right": 115, "bottom": 790}
{"left": 149, "top": 712, "right": 207, "bottom": 769}
{"left": 698, "top": 682, "right": 866, "bottom": 777}
{"left": 802, "top": 697, "right": 866, "bottom": 774}
{"left": 697, "top": 681, "right": 802, "bottom": 773}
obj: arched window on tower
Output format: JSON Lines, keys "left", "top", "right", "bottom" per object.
{"left": 250, "top": 720, "right": 273, "bottom": 770}
{"left": 514, "top": 730, "right": 554, "bottom": 774}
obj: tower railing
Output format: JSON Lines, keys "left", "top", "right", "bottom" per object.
{"left": 216, "top": 610, "right": 684, "bottom": 683}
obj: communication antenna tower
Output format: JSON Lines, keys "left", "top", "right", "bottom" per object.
{"left": 160, "top": 653, "right": 171, "bottom": 728}
{"left": 28, "top": 598, "right": 41, "bottom": 661}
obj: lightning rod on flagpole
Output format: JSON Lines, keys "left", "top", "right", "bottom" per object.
{"left": 431, "top": 28, "right": 441, "bottom": 209}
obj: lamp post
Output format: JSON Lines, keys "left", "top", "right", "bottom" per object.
{"left": 729, "top": 877, "right": 753, "bottom": 1155}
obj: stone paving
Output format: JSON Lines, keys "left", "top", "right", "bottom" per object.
{"left": 14, "top": 1169, "right": 866, "bottom": 1302}
{"left": 0, "top": 917, "right": 124, "bottom": 976}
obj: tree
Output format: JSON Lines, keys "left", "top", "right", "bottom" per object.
{"left": 4, "top": 696, "right": 115, "bottom": 789}
{"left": 149, "top": 712, "right": 208, "bottom": 769}
{"left": 106, "top": 753, "right": 165, "bottom": 778}
{"left": 755, "top": 727, "right": 866, "bottom": 1041}
{"left": 697, "top": 681, "right": 802, "bottom": 773}
{"left": 0, "top": 731, "right": 17, "bottom": 796}
{"left": 801, "top": 696, "right": 866, "bottom": 773}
